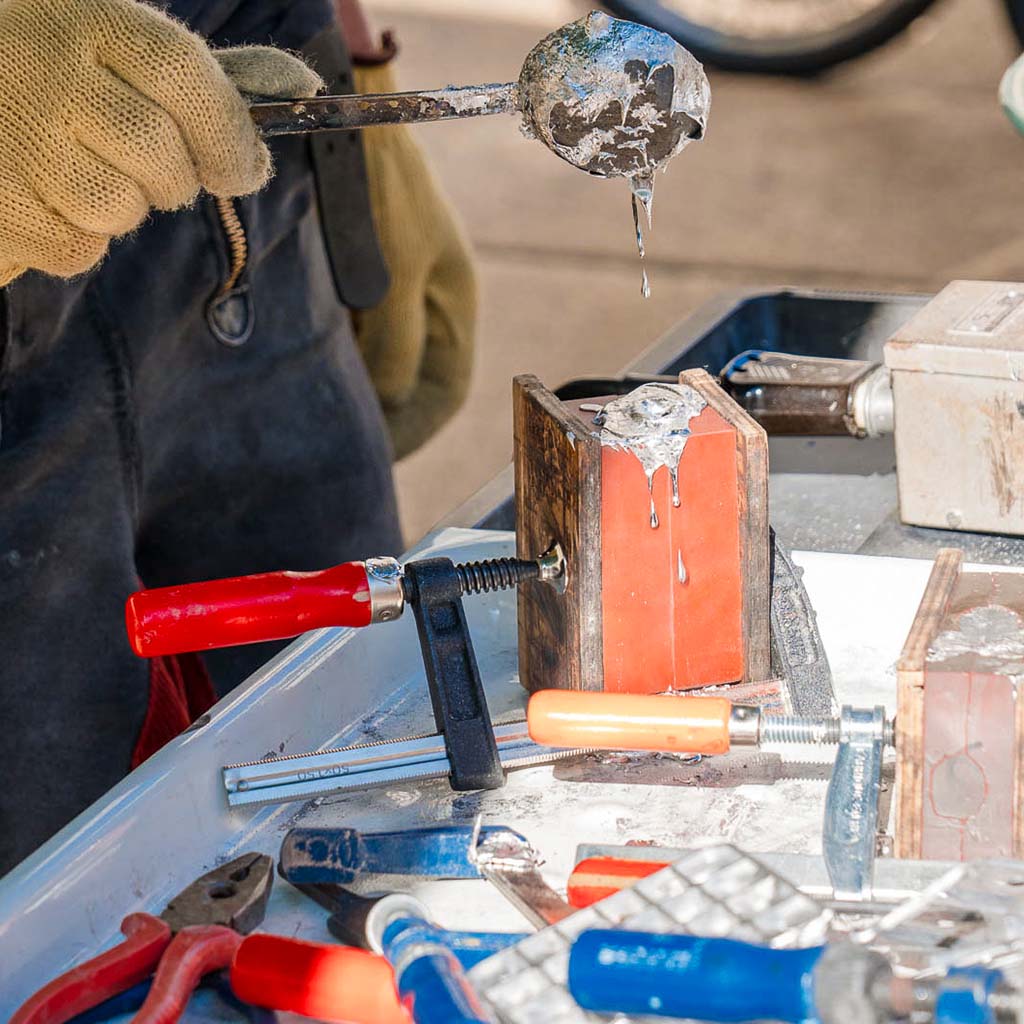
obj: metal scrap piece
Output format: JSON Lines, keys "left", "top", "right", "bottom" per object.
{"left": 771, "top": 529, "right": 839, "bottom": 718}
{"left": 471, "top": 824, "right": 574, "bottom": 929}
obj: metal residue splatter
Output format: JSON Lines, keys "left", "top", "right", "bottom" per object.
{"left": 927, "top": 605, "right": 1024, "bottom": 676}
{"left": 599, "top": 382, "right": 707, "bottom": 529}
{"left": 518, "top": 11, "right": 710, "bottom": 181}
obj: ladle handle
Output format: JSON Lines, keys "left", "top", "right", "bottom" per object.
{"left": 250, "top": 82, "right": 520, "bottom": 136}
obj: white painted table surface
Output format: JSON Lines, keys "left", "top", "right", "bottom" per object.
{"left": 0, "top": 528, "right": 970, "bottom": 1018}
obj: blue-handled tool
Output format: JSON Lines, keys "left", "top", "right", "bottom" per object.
{"left": 567, "top": 931, "right": 1016, "bottom": 1024}
{"left": 935, "top": 967, "right": 1016, "bottom": 1024}
{"left": 569, "top": 932, "right": 829, "bottom": 1022}
{"left": 280, "top": 824, "right": 528, "bottom": 884}
{"left": 287, "top": 876, "right": 526, "bottom": 971}
{"left": 361, "top": 892, "right": 501, "bottom": 1024}
{"left": 383, "top": 914, "right": 498, "bottom": 1024}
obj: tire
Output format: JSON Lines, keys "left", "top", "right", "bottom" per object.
{"left": 601, "top": 0, "right": 943, "bottom": 74}
{"left": 1006, "top": 0, "right": 1024, "bottom": 48}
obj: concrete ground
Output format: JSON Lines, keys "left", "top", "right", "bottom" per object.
{"left": 363, "top": 0, "right": 1024, "bottom": 540}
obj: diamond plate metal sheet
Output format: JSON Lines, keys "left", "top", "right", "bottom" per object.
{"left": 469, "top": 844, "right": 832, "bottom": 1024}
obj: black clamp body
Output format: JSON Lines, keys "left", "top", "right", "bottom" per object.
{"left": 403, "top": 558, "right": 505, "bottom": 791}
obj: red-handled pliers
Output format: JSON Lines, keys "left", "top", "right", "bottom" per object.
{"left": 12, "top": 852, "right": 274, "bottom": 1024}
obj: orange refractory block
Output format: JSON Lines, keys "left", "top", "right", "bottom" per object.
{"left": 601, "top": 402, "right": 744, "bottom": 691}
{"left": 896, "top": 548, "right": 1024, "bottom": 860}
{"left": 514, "top": 370, "right": 770, "bottom": 695}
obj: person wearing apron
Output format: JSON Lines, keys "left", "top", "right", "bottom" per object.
{"left": 0, "top": 0, "right": 476, "bottom": 873}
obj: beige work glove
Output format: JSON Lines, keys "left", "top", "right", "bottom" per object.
{"left": 353, "top": 63, "right": 478, "bottom": 461}
{"left": 0, "top": 0, "right": 323, "bottom": 286}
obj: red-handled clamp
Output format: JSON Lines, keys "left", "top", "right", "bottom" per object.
{"left": 125, "top": 547, "right": 565, "bottom": 793}
{"left": 127, "top": 557, "right": 407, "bottom": 658}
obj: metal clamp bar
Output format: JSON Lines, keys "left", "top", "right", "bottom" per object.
{"left": 222, "top": 722, "right": 583, "bottom": 807}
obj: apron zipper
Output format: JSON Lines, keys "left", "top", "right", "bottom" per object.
{"left": 214, "top": 196, "right": 248, "bottom": 296}
{"left": 207, "top": 197, "right": 255, "bottom": 346}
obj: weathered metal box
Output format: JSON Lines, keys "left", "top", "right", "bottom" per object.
{"left": 884, "top": 280, "right": 1024, "bottom": 535}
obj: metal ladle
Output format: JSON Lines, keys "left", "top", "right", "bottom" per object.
{"left": 251, "top": 11, "right": 710, "bottom": 184}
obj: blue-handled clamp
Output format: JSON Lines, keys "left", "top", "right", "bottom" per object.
{"left": 567, "top": 931, "right": 1014, "bottom": 1024}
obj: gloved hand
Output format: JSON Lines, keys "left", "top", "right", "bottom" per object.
{"left": 353, "top": 62, "right": 478, "bottom": 460}
{"left": 0, "top": 0, "right": 323, "bottom": 286}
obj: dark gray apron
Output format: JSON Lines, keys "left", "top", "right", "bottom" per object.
{"left": 0, "top": 0, "right": 401, "bottom": 873}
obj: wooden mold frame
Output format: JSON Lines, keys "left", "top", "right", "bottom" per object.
{"left": 894, "top": 547, "right": 963, "bottom": 860}
{"left": 513, "top": 370, "right": 770, "bottom": 695}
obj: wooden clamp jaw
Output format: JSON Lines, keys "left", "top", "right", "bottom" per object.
{"left": 513, "top": 370, "right": 770, "bottom": 696}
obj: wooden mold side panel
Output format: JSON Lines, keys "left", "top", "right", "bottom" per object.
{"left": 893, "top": 547, "right": 963, "bottom": 859}
{"left": 679, "top": 369, "right": 771, "bottom": 683}
{"left": 1017, "top": 685, "right": 1024, "bottom": 857}
{"left": 919, "top": 570, "right": 1024, "bottom": 860}
{"left": 514, "top": 375, "right": 603, "bottom": 693}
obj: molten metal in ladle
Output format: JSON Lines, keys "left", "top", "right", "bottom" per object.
{"left": 251, "top": 11, "right": 710, "bottom": 184}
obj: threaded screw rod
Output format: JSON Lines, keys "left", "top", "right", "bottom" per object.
{"left": 455, "top": 558, "right": 541, "bottom": 595}
{"left": 758, "top": 716, "right": 896, "bottom": 748}
{"left": 760, "top": 716, "right": 842, "bottom": 746}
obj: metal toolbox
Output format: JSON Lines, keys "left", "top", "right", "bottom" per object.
{"left": 885, "top": 280, "right": 1024, "bottom": 535}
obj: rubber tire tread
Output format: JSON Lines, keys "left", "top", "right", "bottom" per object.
{"left": 1005, "top": 0, "right": 1024, "bottom": 47}
{"left": 600, "top": 0, "right": 943, "bottom": 74}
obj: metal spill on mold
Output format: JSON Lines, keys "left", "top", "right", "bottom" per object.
{"left": 599, "top": 382, "right": 707, "bottom": 529}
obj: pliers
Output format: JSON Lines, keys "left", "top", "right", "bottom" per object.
{"left": 69, "top": 970, "right": 276, "bottom": 1023}
{"left": 12, "top": 852, "right": 274, "bottom": 1024}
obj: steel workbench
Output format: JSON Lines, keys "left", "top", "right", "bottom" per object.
{"left": 5, "top": 288, "right": 1019, "bottom": 1020}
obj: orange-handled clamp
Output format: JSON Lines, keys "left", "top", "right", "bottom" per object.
{"left": 527, "top": 691, "right": 763, "bottom": 755}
